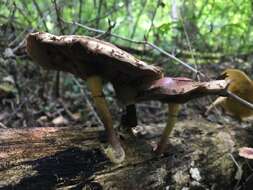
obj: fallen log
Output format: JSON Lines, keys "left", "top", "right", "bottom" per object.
{"left": 1, "top": 120, "right": 253, "bottom": 190}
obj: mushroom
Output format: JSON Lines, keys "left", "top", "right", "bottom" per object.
{"left": 26, "top": 32, "right": 228, "bottom": 163}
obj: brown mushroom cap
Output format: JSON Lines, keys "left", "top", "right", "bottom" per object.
{"left": 137, "top": 77, "right": 228, "bottom": 103}
{"left": 26, "top": 32, "right": 163, "bottom": 85}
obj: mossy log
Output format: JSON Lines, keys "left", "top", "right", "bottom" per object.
{"left": 1, "top": 120, "right": 253, "bottom": 190}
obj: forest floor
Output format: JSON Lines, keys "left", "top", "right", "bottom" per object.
{"left": 1, "top": 31, "right": 253, "bottom": 190}
{"left": 0, "top": 53, "right": 252, "bottom": 131}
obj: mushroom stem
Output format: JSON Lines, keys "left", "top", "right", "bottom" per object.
{"left": 156, "top": 103, "right": 180, "bottom": 154}
{"left": 86, "top": 75, "right": 125, "bottom": 163}
{"left": 121, "top": 104, "right": 138, "bottom": 130}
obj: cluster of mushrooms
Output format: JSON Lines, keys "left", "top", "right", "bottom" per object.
{"left": 26, "top": 32, "right": 231, "bottom": 163}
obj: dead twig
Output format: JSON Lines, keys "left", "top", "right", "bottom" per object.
{"left": 32, "top": 0, "right": 49, "bottom": 32}
{"left": 62, "top": 19, "right": 204, "bottom": 77}
{"left": 130, "top": 0, "right": 147, "bottom": 39}
{"left": 94, "top": 19, "right": 116, "bottom": 39}
{"left": 0, "top": 122, "right": 7, "bottom": 128}
{"left": 145, "top": 0, "right": 161, "bottom": 39}
{"left": 52, "top": 0, "right": 64, "bottom": 34}
{"left": 62, "top": 20, "right": 253, "bottom": 112}
{"left": 179, "top": 10, "right": 199, "bottom": 79}
{"left": 229, "top": 153, "right": 243, "bottom": 190}
{"left": 226, "top": 90, "right": 253, "bottom": 111}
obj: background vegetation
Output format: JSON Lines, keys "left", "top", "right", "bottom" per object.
{"left": 0, "top": 0, "right": 252, "bottom": 127}
{"left": 1, "top": 1, "right": 253, "bottom": 189}
{"left": 1, "top": 0, "right": 253, "bottom": 58}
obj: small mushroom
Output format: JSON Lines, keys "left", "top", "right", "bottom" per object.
{"left": 26, "top": 32, "right": 228, "bottom": 163}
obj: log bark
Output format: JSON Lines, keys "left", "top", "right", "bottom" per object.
{"left": 1, "top": 120, "right": 253, "bottom": 190}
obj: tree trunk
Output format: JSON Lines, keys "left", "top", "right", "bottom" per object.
{"left": 1, "top": 120, "right": 253, "bottom": 190}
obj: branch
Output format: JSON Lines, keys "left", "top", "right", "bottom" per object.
{"left": 85, "top": 3, "right": 124, "bottom": 25}
{"left": 95, "top": 0, "right": 103, "bottom": 28}
{"left": 15, "top": 3, "right": 33, "bottom": 26}
{"left": 32, "top": 0, "right": 49, "bottom": 32}
{"left": 94, "top": 19, "right": 116, "bottom": 39}
{"left": 179, "top": 10, "right": 199, "bottom": 74}
{"left": 130, "top": 0, "right": 147, "bottom": 39}
{"left": 51, "top": 20, "right": 253, "bottom": 111}
{"left": 146, "top": 0, "right": 161, "bottom": 39}
{"left": 52, "top": 0, "right": 64, "bottom": 34}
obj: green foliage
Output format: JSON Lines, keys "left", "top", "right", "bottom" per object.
{"left": 1, "top": 0, "right": 253, "bottom": 55}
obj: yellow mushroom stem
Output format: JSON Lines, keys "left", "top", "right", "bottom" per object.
{"left": 156, "top": 103, "right": 180, "bottom": 154}
{"left": 86, "top": 75, "right": 125, "bottom": 163}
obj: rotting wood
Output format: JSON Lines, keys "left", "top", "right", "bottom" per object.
{"left": 1, "top": 120, "right": 253, "bottom": 190}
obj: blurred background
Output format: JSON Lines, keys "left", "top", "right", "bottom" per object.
{"left": 0, "top": 0, "right": 252, "bottom": 129}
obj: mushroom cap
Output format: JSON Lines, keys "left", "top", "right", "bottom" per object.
{"left": 137, "top": 77, "right": 228, "bottom": 103}
{"left": 26, "top": 32, "right": 163, "bottom": 85}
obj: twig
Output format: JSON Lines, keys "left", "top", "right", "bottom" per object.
{"left": 124, "top": 0, "right": 132, "bottom": 19}
{"left": 12, "top": 37, "right": 26, "bottom": 53}
{"left": 62, "top": 19, "right": 204, "bottom": 76}
{"left": 85, "top": 3, "right": 124, "bottom": 25}
{"left": 9, "top": 28, "right": 27, "bottom": 47}
{"left": 229, "top": 153, "right": 243, "bottom": 190}
{"left": 94, "top": 19, "right": 116, "bottom": 39}
{"left": 227, "top": 90, "right": 253, "bottom": 110}
{"left": 32, "top": 0, "right": 49, "bottom": 32}
{"left": 52, "top": 0, "right": 64, "bottom": 34}
{"left": 95, "top": 0, "right": 103, "bottom": 28}
{"left": 179, "top": 11, "right": 199, "bottom": 77}
{"left": 19, "top": 0, "right": 33, "bottom": 18}
{"left": 78, "top": 0, "right": 83, "bottom": 22}
{"left": 0, "top": 122, "right": 7, "bottom": 128}
{"left": 9, "top": 2, "right": 17, "bottom": 25}
{"left": 15, "top": 4, "right": 33, "bottom": 26}
{"left": 130, "top": 0, "right": 147, "bottom": 39}
{"left": 62, "top": 20, "right": 253, "bottom": 111}
{"left": 235, "top": 171, "right": 253, "bottom": 190}
{"left": 71, "top": 0, "right": 83, "bottom": 34}
{"left": 146, "top": 42, "right": 205, "bottom": 77}
{"left": 146, "top": 0, "right": 161, "bottom": 39}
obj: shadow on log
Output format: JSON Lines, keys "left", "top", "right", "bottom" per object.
{"left": 1, "top": 120, "right": 253, "bottom": 190}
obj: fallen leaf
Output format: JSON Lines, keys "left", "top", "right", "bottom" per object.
{"left": 52, "top": 115, "right": 69, "bottom": 125}
{"left": 239, "top": 147, "right": 253, "bottom": 159}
